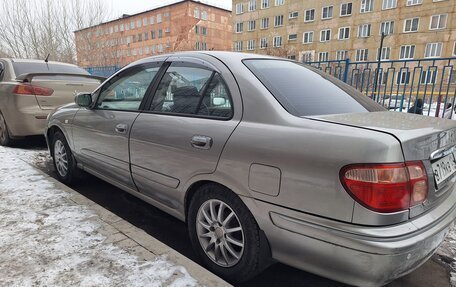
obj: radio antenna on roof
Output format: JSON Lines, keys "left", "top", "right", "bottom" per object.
{"left": 44, "top": 53, "right": 50, "bottom": 63}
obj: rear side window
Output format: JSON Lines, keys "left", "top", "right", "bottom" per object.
{"left": 243, "top": 59, "right": 384, "bottom": 117}
{"left": 12, "top": 62, "right": 89, "bottom": 77}
{"left": 149, "top": 62, "right": 233, "bottom": 119}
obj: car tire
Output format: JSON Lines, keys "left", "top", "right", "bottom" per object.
{"left": 188, "top": 184, "right": 265, "bottom": 283}
{"left": 52, "top": 131, "right": 81, "bottom": 185}
{"left": 0, "top": 112, "right": 13, "bottom": 146}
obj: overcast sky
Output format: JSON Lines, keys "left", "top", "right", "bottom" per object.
{"left": 107, "top": 0, "right": 232, "bottom": 19}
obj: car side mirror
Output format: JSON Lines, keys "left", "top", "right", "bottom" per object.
{"left": 212, "top": 97, "right": 226, "bottom": 106}
{"left": 75, "top": 93, "right": 93, "bottom": 108}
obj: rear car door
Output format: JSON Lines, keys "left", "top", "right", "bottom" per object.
{"left": 72, "top": 60, "right": 164, "bottom": 190}
{"left": 129, "top": 56, "right": 242, "bottom": 209}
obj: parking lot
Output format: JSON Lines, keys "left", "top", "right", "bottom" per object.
{"left": 6, "top": 137, "right": 453, "bottom": 287}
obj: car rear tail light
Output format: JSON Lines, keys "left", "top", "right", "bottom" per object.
{"left": 13, "top": 84, "right": 54, "bottom": 96}
{"left": 340, "top": 161, "right": 428, "bottom": 213}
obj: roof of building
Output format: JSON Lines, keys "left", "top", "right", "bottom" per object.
{"left": 74, "top": 0, "right": 231, "bottom": 33}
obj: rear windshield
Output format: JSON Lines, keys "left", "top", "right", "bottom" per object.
{"left": 243, "top": 59, "right": 385, "bottom": 117}
{"left": 12, "top": 62, "right": 89, "bottom": 77}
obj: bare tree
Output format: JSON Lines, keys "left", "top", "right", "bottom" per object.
{"left": 0, "top": 0, "right": 111, "bottom": 63}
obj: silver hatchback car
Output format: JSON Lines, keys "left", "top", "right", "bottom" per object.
{"left": 46, "top": 52, "right": 456, "bottom": 286}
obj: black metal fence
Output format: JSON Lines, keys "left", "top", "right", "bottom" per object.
{"left": 304, "top": 57, "right": 456, "bottom": 119}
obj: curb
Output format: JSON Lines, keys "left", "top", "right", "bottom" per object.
{"left": 17, "top": 155, "right": 232, "bottom": 287}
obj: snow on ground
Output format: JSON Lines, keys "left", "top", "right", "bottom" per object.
{"left": 0, "top": 146, "right": 198, "bottom": 287}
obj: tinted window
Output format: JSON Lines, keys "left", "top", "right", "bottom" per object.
{"left": 12, "top": 62, "right": 89, "bottom": 76}
{"left": 243, "top": 59, "right": 384, "bottom": 116}
{"left": 150, "top": 62, "right": 233, "bottom": 118}
{"left": 96, "top": 65, "right": 160, "bottom": 111}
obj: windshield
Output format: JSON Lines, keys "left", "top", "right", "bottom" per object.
{"left": 243, "top": 59, "right": 385, "bottom": 117}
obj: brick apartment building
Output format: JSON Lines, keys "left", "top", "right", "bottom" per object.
{"left": 232, "top": 0, "right": 456, "bottom": 62}
{"left": 75, "top": 0, "right": 232, "bottom": 71}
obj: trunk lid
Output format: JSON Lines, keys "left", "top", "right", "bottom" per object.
{"left": 24, "top": 74, "right": 102, "bottom": 110}
{"left": 311, "top": 111, "right": 456, "bottom": 218}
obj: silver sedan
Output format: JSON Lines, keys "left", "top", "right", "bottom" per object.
{"left": 46, "top": 52, "right": 456, "bottom": 287}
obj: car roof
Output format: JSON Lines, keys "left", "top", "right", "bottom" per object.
{"left": 131, "top": 51, "right": 282, "bottom": 67}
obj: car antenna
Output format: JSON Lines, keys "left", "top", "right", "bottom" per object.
{"left": 44, "top": 53, "right": 50, "bottom": 63}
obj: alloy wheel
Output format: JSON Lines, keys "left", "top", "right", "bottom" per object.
{"left": 54, "top": 139, "right": 69, "bottom": 177}
{"left": 196, "top": 199, "right": 245, "bottom": 267}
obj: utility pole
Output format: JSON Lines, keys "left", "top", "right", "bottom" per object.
{"left": 372, "top": 32, "right": 386, "bottom": 101}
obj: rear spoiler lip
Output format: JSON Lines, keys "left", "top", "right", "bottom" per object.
{"left": 15, "top": 72, "right": 106, "bottom": 83}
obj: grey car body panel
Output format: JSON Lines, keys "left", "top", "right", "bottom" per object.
{"left": 46, "top": 51, "right": 456, "bottom": 287}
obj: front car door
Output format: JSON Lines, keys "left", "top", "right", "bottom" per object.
{"left": 72, "top": 60, "right": 164, "bottom": 190}
{"left": 129, "top": 55, "right": 242, "bottom": 212}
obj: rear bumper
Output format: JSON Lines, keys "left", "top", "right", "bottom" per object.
{"left": 7, "top": 106, "right": 48, "bottom": 137}
{"left": 243, "top": 189, "right": 456, "bottom": 287}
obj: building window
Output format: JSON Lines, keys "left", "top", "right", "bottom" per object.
{"left": 201, "top": 27, "right": 207, "bottom": 35}
{"left": 287, "top": 55, "right": 296, "bottom": 60}
{"left": 322, "top": 6, "right": 333, "bottom": 19}
{"left": 406, "top": 0, "right": 422, "bottom": 5}
{"left": 273, "top": 36, "right": 282, "bottom": 47}
{"left": 274, "top": 15, "right": 284, "bottom": 27}
{"left": 248, "top": 20, "right": 256, "bottom": 31}
{"left": 420, "top": 70, "right": 437, "bottom": 84}
{"left": 194, "top": 8, "right": 200, "bottom": 18}
{"left": 301, "top": 51, "right": 315, "bottom": 62}
{"left": 303, "top": 31, "right": 314, "bottom": 44}
{"left": 397, "top": 71, "right": 410, "bottom": 85}
{"left": 275, "top": 0, "right": 284, "bottom": 6}
{"left": 336, "top": 50, "right": 348, "bottom": 60}
{"left": 234, "top": 41, "right": 243, "bottom": 51}
{"left": 320, "top": 29, "right": 331, "bottom": 42}
{"left": 404, "top": 18, "right": 419, "bottom": 32}
{"left": 157, "top": 14, "right": 162, "bottom": 23}
{"left": 319, "top": 52, "right": 329, "bottom": 61}
{"left": 158, "top": 29, "right": 162, "bottom": 38}
{"left": 424, "top": 42, "right": 443, "bottom": 58}
{"left": 399, "top": 45, "right": 416, "bottom": 59}
{"left": 114, "top": 25, "right": 118, "bottom": 32}
{"left": 260, "top": 37, "right": 268, "bottom": 49}
{"left": 289, "top": 11, "right": 298, "bottom": 19}
{"left": 138, "top": 33, "right": 142, "bottom": 42}
{"left": 377, "top": 47, "right": 391, "bottom": 60}
{"left": 338, "top": 27, "right": 350, "bottom": 40}
{"left": 132, "top": 48, "right": 137, "bottom": 56}
{"left": 151, "top": 31, "right": 155, "bottom": 39}
{"left": 126, "top": 36, "right": 131, "bottom": 44}
{"left": 358, "top": 24, "right": 371, "bottom": 38}
{"left": 120, "top": 24, "right": 124, "bottom": 31}
{"left": 236, "top": 22, "right": 244, "bottom": 33}
{"left": 288, "top": 33, "right": 297, "bottom": 41}
{"left": 260, "top": 17, "right": 269, "bottom": 29}
{"left": 137, "top": 19, "right": 141, "bottom": 28}
{"left": 236, "top": 3, "right": 244, "bottom": 14}
{"left": 165, "top": 27, "right": 170, "bottom": 33}
{"left": 164, "top": 12, "right": 170, "bottom": 18}
{"left": 360, "top": 0, "right": 374, "bottom": 13}
{"left": 144, "top": 32, "right": 149, "bottom": 40}
{"left": 150, "top": 16, "right": 155, "bottom": 24}
{"left": 340, "top": 3, "right": 352, "bottom": 16}
{"left": 132, "top": 35, "right": 137, "bottom": 43}
{"left": 382, "top": 0, "right": 397, "bottom": 10}
{"left": 304, "top": 9, "right": 315, "bottom": 22}
{"left": 430, "top": 14, "right": 447, "bottom": 30}
{"left": 249, "top": 0, "right": 256, "bottom": 11}
{"left": 261, "top": 0, "right": 270, "bottom": 9}
{"left": 380, "top": 21, "right": 394, "bottom": 35}
{"left": 201, "top": 11, "right": 208, "bottom": 20}
{"left": 355, "top": 49, "right": 369, "bottom": 61}
{"left": 130, "top": 21, "right": 135, "bottom": 29}
{"left": 247, "top": 39, "right": 256, "bottom": 50}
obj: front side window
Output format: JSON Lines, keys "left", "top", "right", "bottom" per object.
{"left": 150, "top": 63, "right": 233, "bottom": 118}
{"left": 243, "top": 59, "right": 383, "bottom": 117}
{"left": 96, "top": 64, "right": 161, "bottom": 111}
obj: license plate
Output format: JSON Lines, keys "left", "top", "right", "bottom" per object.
{"left": 432, "top": 152, "right": 456, "bottom": 186}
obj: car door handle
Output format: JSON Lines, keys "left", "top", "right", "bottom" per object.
{"left": 115, "top": 123, "right": 128, "bottom": 134}
{"left": 191, "top": 135, "right": 213, "bottom": 150}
